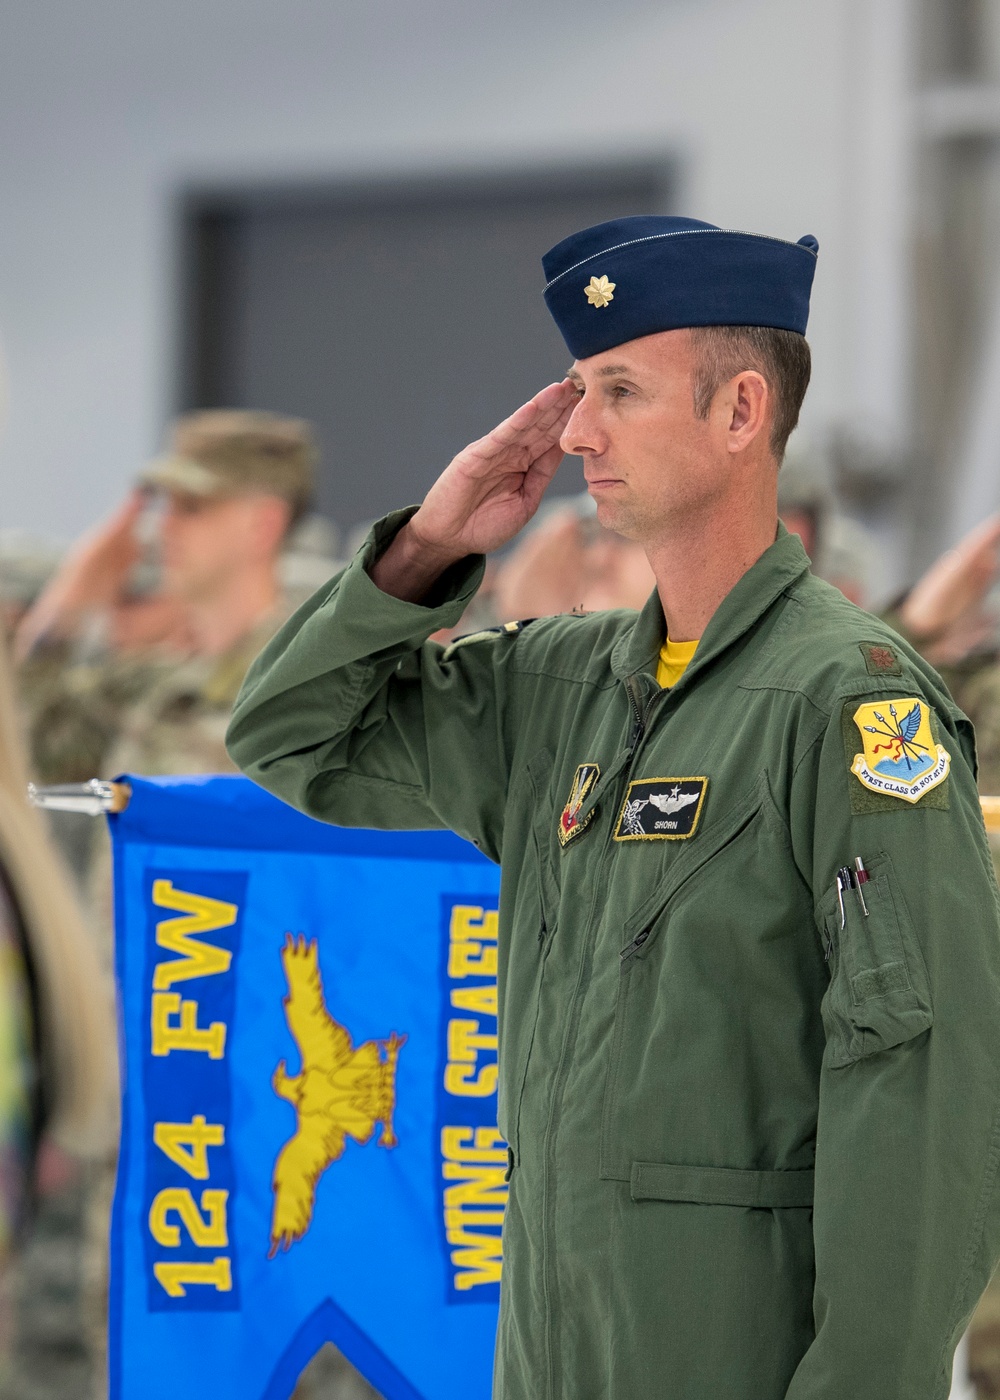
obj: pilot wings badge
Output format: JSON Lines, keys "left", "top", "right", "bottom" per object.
{"left": 269, "top": 934, "right": 406, "bottom": 1256}
{"left": 614, "top": 777, "right": 708, "bottom": 841}
{"left": 558, "top": 763, "right": 601, "bottom": 848}
{"left": 850, "top": 697, "right": 950, "bottom": 803}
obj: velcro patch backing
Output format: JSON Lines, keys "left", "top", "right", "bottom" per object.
{"left": 859, "top": 642, "right": 902, "bottom": 677}
{"left": 842, "top": 700, "right": 949, "bottom": 813}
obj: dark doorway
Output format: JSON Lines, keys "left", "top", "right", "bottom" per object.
{"left": 178, "top": 164, "right": 672, "bottom": 535}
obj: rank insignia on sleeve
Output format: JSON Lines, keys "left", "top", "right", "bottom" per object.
{"left": 558, "top": 763, "right": 601, "bottom": 848}
{"left": 859, "top": 642, "right": 902, "bottom": 677}
{"left": 613, "top": 777, "right": 708, "bottom": 841}
{"left": 850, "top": 698, "right": 950, "bottom": 804}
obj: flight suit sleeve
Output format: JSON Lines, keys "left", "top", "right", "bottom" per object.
{"left": 784, "top": 688, "right": 1000, "bottom": 1399}
{"left": 226, "top": 508, "right": 512, "bottom": 861}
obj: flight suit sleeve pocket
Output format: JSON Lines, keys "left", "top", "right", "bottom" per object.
{"left": 820, "top": 852, "right": 933, "bottom": 1069}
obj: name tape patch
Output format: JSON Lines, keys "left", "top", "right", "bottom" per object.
{"left": 614, "top": 777, "right": 708, "bottom": 842}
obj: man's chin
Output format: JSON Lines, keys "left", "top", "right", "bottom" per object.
{"left": 592, "top": 494, "right": 642, "bottom": 542}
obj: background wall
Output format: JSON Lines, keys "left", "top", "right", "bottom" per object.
{"left": 180, "top": 166, "right": 671, "bottom": 529}
{"left": 0, "top": 0, "right": 916, "bottom": 587}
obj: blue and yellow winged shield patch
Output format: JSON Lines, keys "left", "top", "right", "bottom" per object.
{"left": 850, "top": 697, "right": 950, "bottom": 803}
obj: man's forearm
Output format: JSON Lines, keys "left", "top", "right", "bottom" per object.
{"left": 368, "top": 518, "right": 466, "bottom": 603}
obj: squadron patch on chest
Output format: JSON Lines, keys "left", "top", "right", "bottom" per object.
{"left": 558, "top": 763, "right": 601, "bottom": 848}
{"left": 613, "top": 777, "right": 708, "bottom": 841}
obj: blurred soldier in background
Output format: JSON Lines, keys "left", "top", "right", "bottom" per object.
{"left": 11, "top": 410, "right": 375, "bottom": 1400}
{"left": 0, "top": 531, "right": 65, "bottom": 639}
{"left": 17, "top": 409, "right": 320, "bottom": 789}
{"left": 776, "top": 440, "right": 873, "bottom": 606}
{"left": 0, "top": 356, "right": 119, "bottom": 1400}
{"left": 0, "top": 636, "right": 114, "bottom": 1400}
{"left": 883, "top": 513, "right": 1000, "bottom": 1400}
{"left": 887, "top": 515, "right": 1000, "bottom": 792}
{"left": 491, "top": 493, "right": 655, "bottom": 620}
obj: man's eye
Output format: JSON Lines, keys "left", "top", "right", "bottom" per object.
{"left": 611, "top": 384, "right": 632, "bottom": 398}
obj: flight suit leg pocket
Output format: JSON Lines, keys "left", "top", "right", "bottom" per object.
{"left": 610, "top": 1162, "right": 816, "bottom": 1396}
{"left": 630, "top": 1162, "right": 815, "bottom": 1208}
{"left": 821, "top": 851, "right": 933, "bottom": 1068}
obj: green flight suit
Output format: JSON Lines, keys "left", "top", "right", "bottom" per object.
{"left": 227, "top": 509, "right": 1000, "bottom": 1400}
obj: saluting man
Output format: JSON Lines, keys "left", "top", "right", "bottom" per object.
{"left": 227, "top": 216, "right": 1000, "bottom": 1400}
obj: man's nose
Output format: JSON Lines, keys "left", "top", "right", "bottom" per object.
{"left": 559, "top": 396, "right": 604, "bottom": 457}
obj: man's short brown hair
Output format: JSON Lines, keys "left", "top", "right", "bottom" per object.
{"left": 689, "top": 326, "right": 811, "bottom": 461}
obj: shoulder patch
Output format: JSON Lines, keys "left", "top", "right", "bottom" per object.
{"left": 842, "top": 697, "right": 950, "bottom": 812}
{"left": 441, "top": 619, "right": 535, "bottom": 661}
{"left": 859, "top": 642, "right": 902, "bottom": 677}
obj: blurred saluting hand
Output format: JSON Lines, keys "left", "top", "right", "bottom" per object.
{"left": 900, "top": 514, "right": 1000, "bottom": 664}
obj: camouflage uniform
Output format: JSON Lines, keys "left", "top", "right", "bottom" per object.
{"left": 0, "top": 638, "right": 115, "bottom": 1400}
{"left": 933, "top": 659, "right": 1000, "bottom": 801}
{"left": 18, "top": 650, "right": 170, "bottom": 891}
{"left": 109, "top": 619, "right": 285, "bottom": 777}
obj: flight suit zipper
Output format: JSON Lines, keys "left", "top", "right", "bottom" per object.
{"left": 625, "top": 673, "right": 658, "bottom": 758}
{"left": 540, "top": 672, "right": 668, "bottom": 1399}
{"left": 620, "top": 927, "right": 650, "bottom": 963}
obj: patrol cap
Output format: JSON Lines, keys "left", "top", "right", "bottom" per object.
{"left": 140, "top": 410, "right": 317, "bottom": 522}
{"left": 542, "top": 216, "right": 819, "bottom": 359}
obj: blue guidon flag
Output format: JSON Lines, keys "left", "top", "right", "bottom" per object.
{"left": 109, "top": 775, "right": 503, "bottom": 1400}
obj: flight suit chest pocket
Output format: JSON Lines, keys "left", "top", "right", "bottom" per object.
{"left": 599, "top": 784, "right": 768, "bottom": 1182}
{"left": 820, "top": 852, "right": 932, "bottom": 1068}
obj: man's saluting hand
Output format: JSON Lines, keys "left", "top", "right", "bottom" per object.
{"left": 370, "top": 379, "right": 577, "bottom": 602}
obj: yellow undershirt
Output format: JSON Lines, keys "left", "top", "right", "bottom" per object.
{"left": 656, "top": 635, "right": 699, "bottom": 689}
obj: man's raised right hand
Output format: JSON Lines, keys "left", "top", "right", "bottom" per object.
{"left": 370, "top": 380, "right": 578, "bottom": 602}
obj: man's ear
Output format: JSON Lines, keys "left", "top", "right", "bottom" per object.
{"left": 726, "top": 370, "right": 770, "bottom": 455}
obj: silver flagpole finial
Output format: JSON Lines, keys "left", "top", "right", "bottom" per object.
{"left": 27, "top": 779, "right": 131, "bottom": 815}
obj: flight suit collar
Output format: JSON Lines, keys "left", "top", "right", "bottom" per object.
{"left": 610, "top": 522, "right": 812, "bottom": 684}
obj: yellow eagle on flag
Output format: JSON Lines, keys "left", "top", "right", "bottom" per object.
{"left": 269, "top": 933, "right": 406, "bottom": 1256}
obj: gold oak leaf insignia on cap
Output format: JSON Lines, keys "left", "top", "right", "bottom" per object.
{"left": 584, "top": 275, "right": 615, "bottom": 308}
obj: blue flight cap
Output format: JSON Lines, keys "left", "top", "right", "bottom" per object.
{"left": 542, "top": 215, "right": 819, "bottom": 360}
